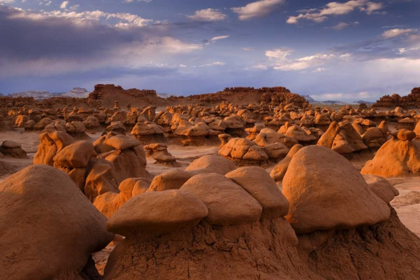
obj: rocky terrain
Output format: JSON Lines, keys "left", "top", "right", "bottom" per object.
{"left": 1, "top": 85, "right": 420, "bottom": 279}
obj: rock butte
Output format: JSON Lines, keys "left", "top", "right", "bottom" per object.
{"left": 0, "top": 85, "right": 420, "bottom": 279}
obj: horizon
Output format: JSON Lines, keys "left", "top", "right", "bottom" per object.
{"left": 0, "top": 0, "right": 419, "bottom": 102}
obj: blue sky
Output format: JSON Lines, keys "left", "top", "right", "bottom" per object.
{"left": 0, "top": 0, "right": 419, "bottom": 101}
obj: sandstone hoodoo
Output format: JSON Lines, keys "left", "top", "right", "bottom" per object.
{"left": 2, "top": 82, "right": 420, "bottom": 279}
{"left": 362, "top": 128, "right": 420, "bottom": 177}
{"left": 0, "top": 165, "right": 113, "bottom": 280}
{"left": 283, "top": 145, "right": 391, "bottom": 234}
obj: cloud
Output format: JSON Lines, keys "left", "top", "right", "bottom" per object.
{"left": 243, "top": 47, "right": 255, "bottom": 51}
{"left": 187, "top": 8, "right": 227, "bottom": 21}
{"left": 287, "top": 0, "right": 384, "bottom": 24}
{"left": 210, "top": 35, "right": 229, "bottom": 42}
{"left": 200, "top": 61, "right": 225, "bottom": 67}
{"left": 0, "top": 5, "right": 202, "bottom": 77}
{"left": 332, "top": 22, "right": 349, "bottom": 30}
{"left": 7, "top": 6, "right": 154, "bottom": 28}
{"left": 265, "top": 48, "right": 292, "bottom": 60}
{"left": 382, "top": 28, "right": 417, "bottom": 39}
{"left": 60, "top": 1, "right": 68, "bottom": 9}
{"left": 232, "top": 0, "right": 284, "bottom": 20}
{"left": 0, "top": 0, "right": 14, "bottom": 3}
{"left": 313, "top": 67, "right": 327, "bottom": 72}
{"left": 332, "top": 28, "right": 420, "bottom": 61}
{"left": 273, "top": 53, "right": 335, "bottom": 71}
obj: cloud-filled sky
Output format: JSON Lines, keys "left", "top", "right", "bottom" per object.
{"left": 0, "top": 0, "right": 419, "bottom": 101}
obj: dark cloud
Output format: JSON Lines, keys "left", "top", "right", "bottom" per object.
{"left": 0, "top": 6, "right": 146, "bottom": 60}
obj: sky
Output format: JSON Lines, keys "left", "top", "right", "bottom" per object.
{"left": 0, "top": 0, "right": 419, "bottom": 101}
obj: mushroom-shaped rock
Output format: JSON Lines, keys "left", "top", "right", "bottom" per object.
{"left": 102, "top": 144, "right": 150, "bottom": 183}
{"left": 33, "top": 131, "right": 75, "bottom": 166}
{"left": 53, "top": 140, "right": 96, "bottom": 168}
{"left": 363, "top": 175, "right": 399, "bottom": 203}
{"left": 105, "top": 135, "right": 141, "bottom": 150}
{"left": 180, "top": 173, "right": 262, "bottom": 226}
{"left": 185, "top": 155, "right": 236, "bottom": 175}
{"left": 0, "top": 165, "right": 113, "bottom": 280}
{"left": 361, "top": 136, "right": 420, "bottom": 177}
{"left": 226, "top": 167, "right": 289, "bottom": 218}
{"left": 84, "top": 158, "right": 119, "bottom": 201}
{"left": 283, "top": 146, "right": 390, "bottom": 234}
{"left": 270, "top": 144, "right": 303, "bottom": 182}
{"left": 147, "top": 170, "right": 194, "bottom": 192}
{"left": 0, "top": 140, "right": 27, "bottom": 159}
{"left": 93, "top": 177, "right": 151, "bottom": 218}
{"left": 144, "top": 143, "right": 178, "bottom": 166}
{"left": 219, "top": 138, "right": 269, "bottom": 166}
{"left": 106, "top": 190, "right": 208, "bottom": 236}
{"left": 397, "top": 129, "right": 416, "bottom": 141}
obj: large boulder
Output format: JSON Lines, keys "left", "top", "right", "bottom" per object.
{"left": 225, "top": 167, "right": 289, "bottom": 218}
{"left": 180, "top": 173, "right": 262, "bottom": 226}
{"left": 106, "top": 190, "right": 208, "bottom": 237}
{"left": 361, "top": 135, "right": 420, "bottom": 177}
{"left": 283, "top": 146, "right": 390, "bottom": 234}
{"left": 0, "top": 165, "right": 113, "bottom": 280}
{"left": 270, "top": 144, "right": 303, "bottom": 182}
{"left": 185, "top": 155, "right": 236, "bottom": 175}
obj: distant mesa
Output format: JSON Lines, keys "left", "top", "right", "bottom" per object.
{"left": 9, "top": 90, "right": 53, "bottom": 100}
{"left": 353, "top": 100, "right": 374, "bottom": 105}
{"left": 373, "top": 87, "right": 420, "bottom": 108}
{"left": 6, "top": 88, "right": 89, "bottom": 100}
{"left": 319, "top": 100, "right": 348, "bottom": 105}
{"left": 301, "top": 95, "right": 316, "bottom": 103}
{"left": 61, "top": 87, "right": 89, "bottom": 98}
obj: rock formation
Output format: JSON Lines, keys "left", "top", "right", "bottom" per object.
{"left": 0, "top": 165, "right": 113, "bottom": 280}
{"left": 361, "top": 129, "right": 420, "bottom": 177}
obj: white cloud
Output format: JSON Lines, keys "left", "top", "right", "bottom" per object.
{"left": 179, "top": 64, "right": 187, "bottom": 68}
{"left": 200, "top": 61, "right": 225, "bottom": 67}
{"left": 332, "top": 22, "right": 348, "bottom": 30}
{"left": 287, "top": 0, "right": 384, "bottom": 24}
{"left": 382, "top": 28, "right": 417, "bottom": 39}
{"left": 0, "top": 0, "right": 14, "bottom": 3}
{"left": 313, "top": 67, "right": 327, "bottom": 72}
{"left": 265, "top": 48, "right": 292, "bottom": 60}
{"left": 187, "top": 8, "right": 227, "bottom": 21}
{"left": 232, "top": 0, "right": 284, "bottom": 20}
{"left": 361, "top": 2, "right": 383, "bottom": 15}
{"left": 243, "top": 47, "right": 255, "bottom": 51}
{"left": 273, "top": 53, "right": 335, "bottom": 71}
{"left": 210, "top": 35, "right": 229, "bottom": 42}
{"left": 60, "top": 1, "right": 68, "bottom": 9}
{"left": 253, "top": 64, "right": 269, "bottom": 70}
{"left": 9, "top": 8, "right": 153, "bottom": 28}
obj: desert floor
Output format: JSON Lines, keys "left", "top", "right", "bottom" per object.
{"left": 1, "top": 130, "right": 419, "bottom": 274}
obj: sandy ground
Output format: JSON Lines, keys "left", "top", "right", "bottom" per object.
{"left": 1, "top": 129, "right": 420, "bottom": 273}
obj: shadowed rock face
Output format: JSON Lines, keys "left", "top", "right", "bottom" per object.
{"left": 0, "top": 165, "right": 113, "bottom": 280}
{"left": 298, "top": 209, "right": 420, "bottom": 280}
